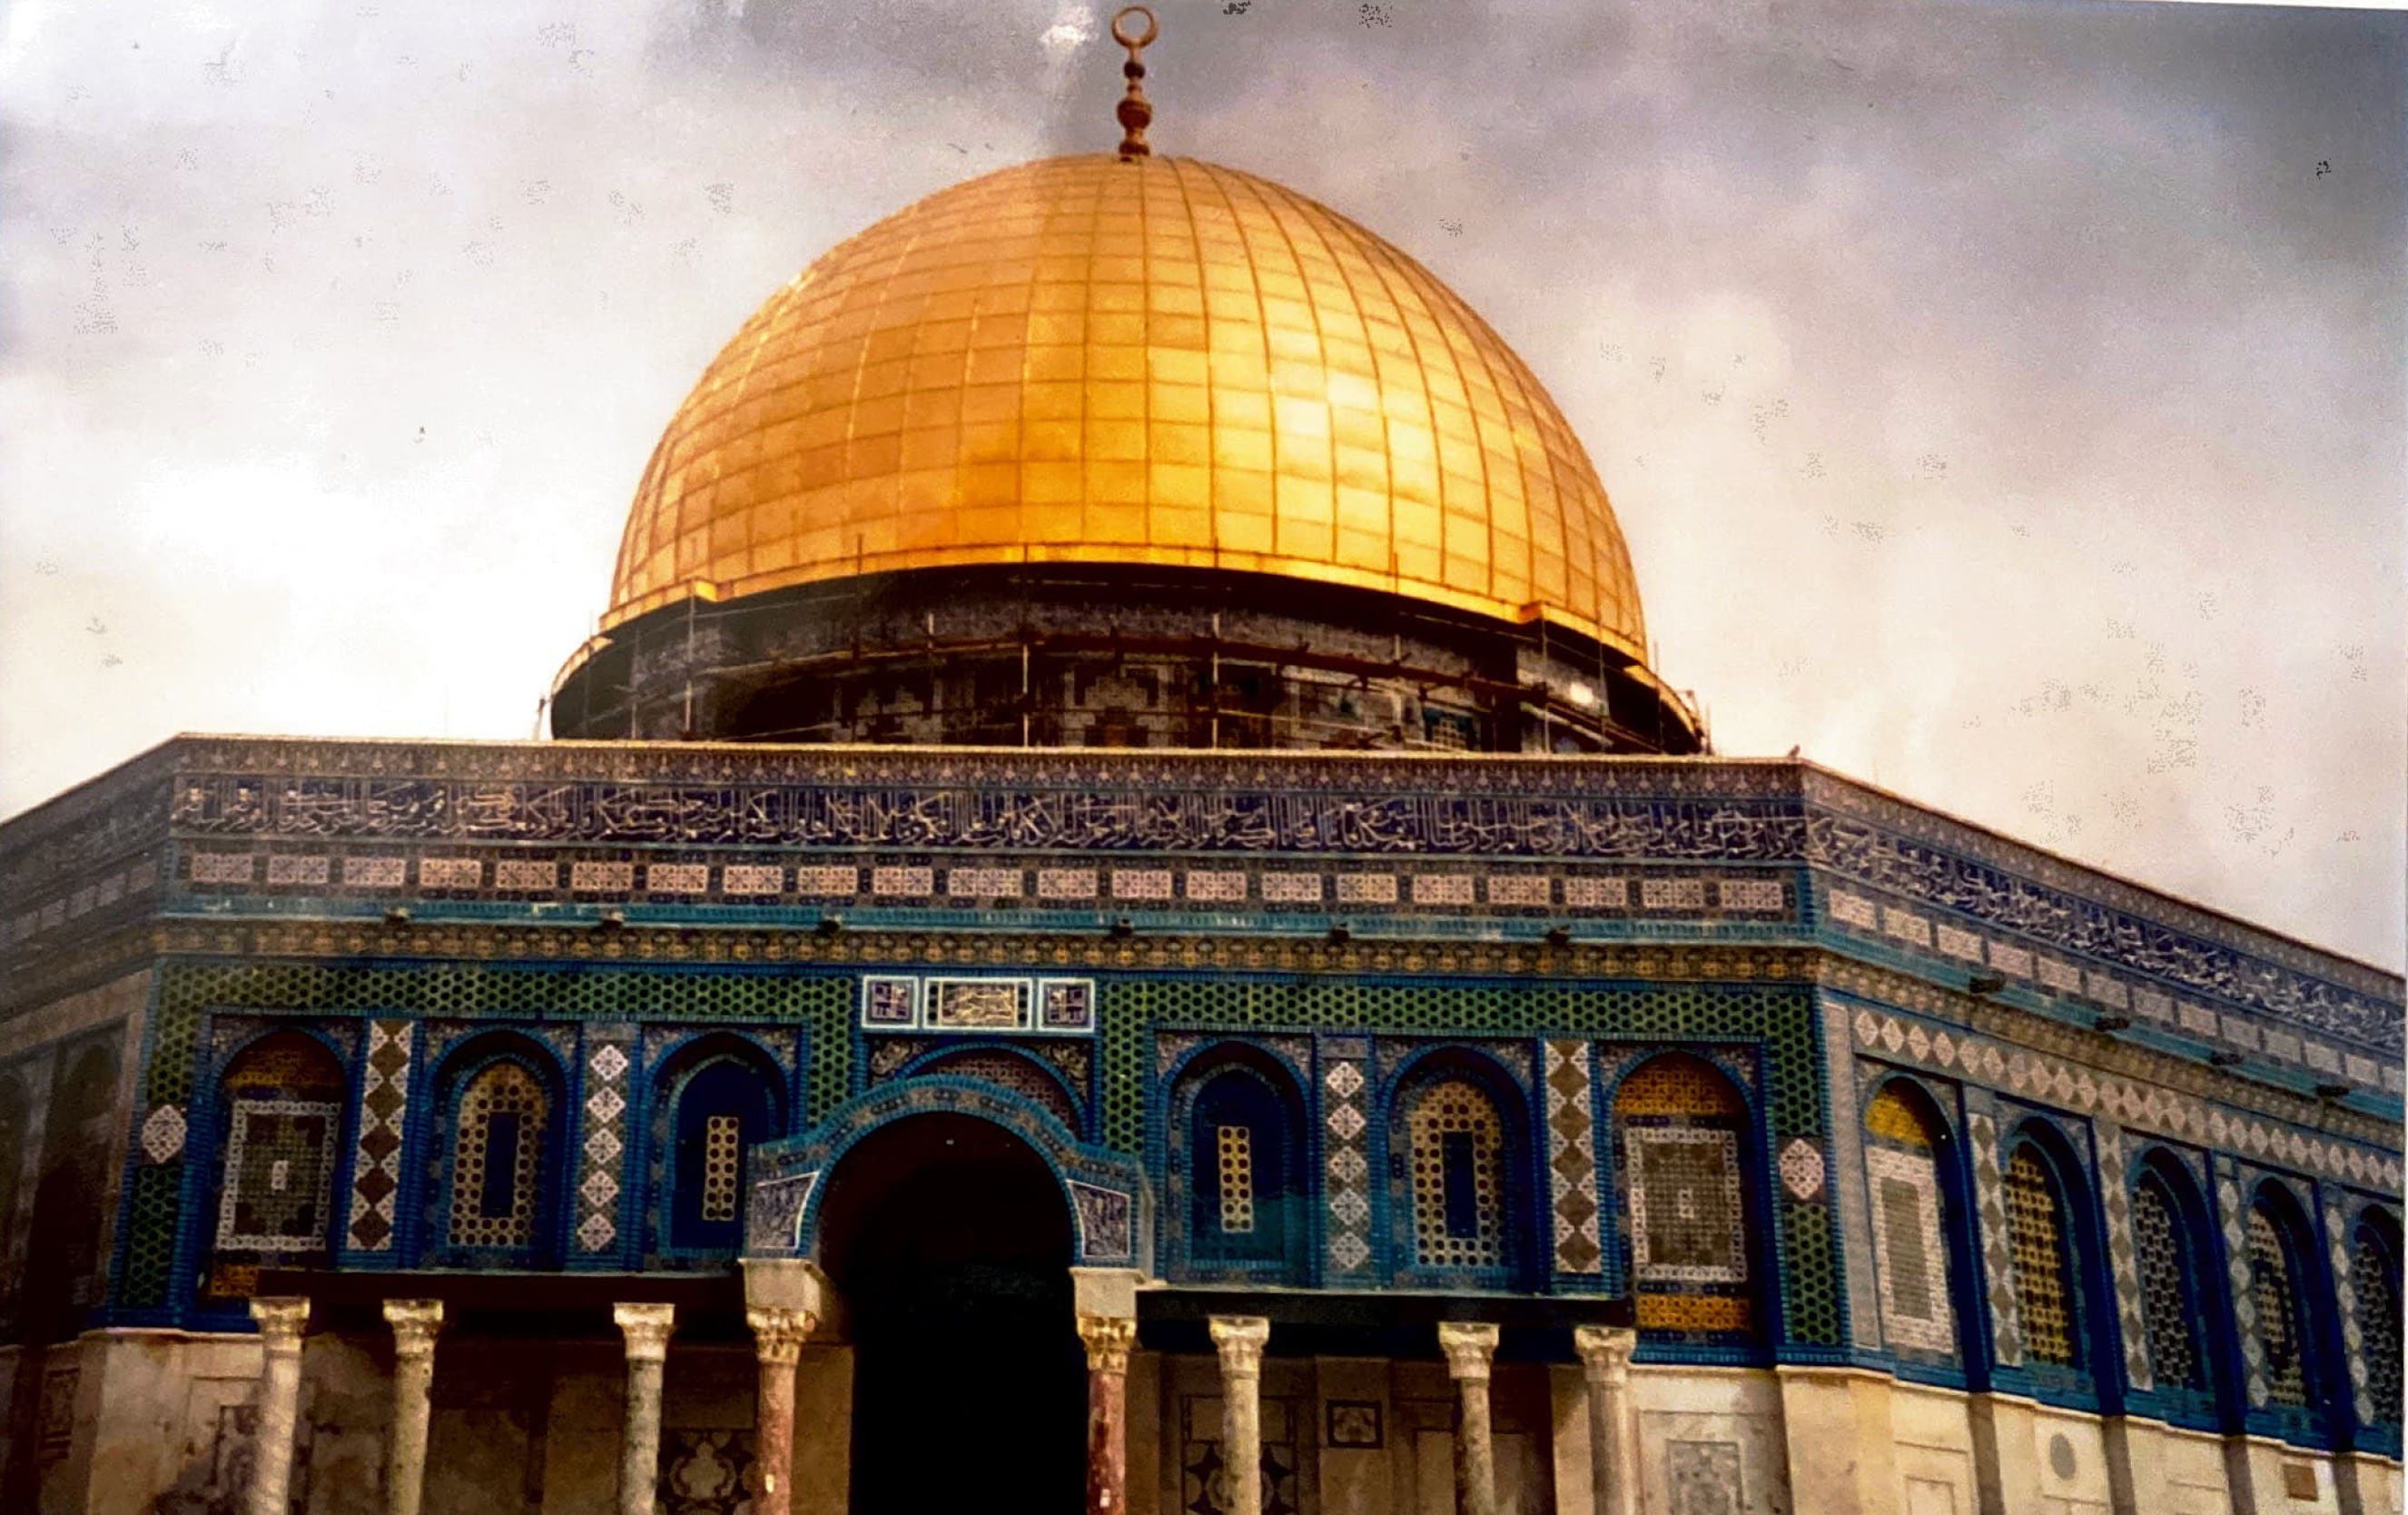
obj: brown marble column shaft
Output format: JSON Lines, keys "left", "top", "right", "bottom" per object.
{"left": 1077, "top": 1312, "right": 1138, "bottom": 1514}
{"left": 614, "top": 1302, "right": 676, "bottom": 1515}
{"left": 746, "top": 1304, "right": 815, "bottom": 1515}
{"left": 1438, "top": 1322, "right": 1500, "bottom": 1515}
{"left": 1574, "top": 1324, "right": 1640, "bottom": 1515}
{"left": 244, "top": 1296, "right": 311, "bottom": 1515}
{"left": 1209, "top": 1315, "right": 1271, "bottom": 1515}
{"left": 380, "top": 1299, "right": 443, "bottom": 1515}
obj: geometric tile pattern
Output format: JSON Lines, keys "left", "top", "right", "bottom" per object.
{"left": 2003, "top": 1148, "right": 2077, "bottom": 1367}
{"left": 345, "top": 1019, "right": 415, "bottom": 1252}
{"left": 1847, "top": 1005, "right": 2398, "bottom": 1193}
{"left": 2245, "top": 1205, "right": 2308, "bottom": 1408}
{"left": 1864, "top": 1144, "right": 1956, "bottom": 1354}
{"left": 1778, "top": 1138, "right": 1826, "bottom": 1202}
{"left": 2091, "top": 1124, "right": 2153, "bottom": 1392}
{"left": 2216, "top": 1161, "right": 2268, "bottom": 1408}
{"left": 1967, "top": 1111, "right": 2024, "bottom": 1367}
{"left": 1543, "top": 1040, "right": 1602, "bottom": 1274}
{"left": 1404, "top": 1080, "right": 1505, "bottom": 1268}
{"left": 1320, "top": 1050, "right": 1374, "bottom": 1279}
{"left": 574, "top": 1027, "right": 635, "bottom": 1255}
{"left": 139, "top": 1102, "right": 187, "bottom": 1164}
{"left": 2326, "top": 1200, "right": 2371, "bottom": 1427}
{"left": 214, "top": 1098, "right": 340, "bottom": 1251}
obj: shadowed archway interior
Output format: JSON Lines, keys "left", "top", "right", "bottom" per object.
{"left": 815, "top": 1112, "right": 1087, "bottom": 1514}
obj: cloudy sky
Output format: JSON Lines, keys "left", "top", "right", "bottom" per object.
{"left": 2, "top": 0, "right": 2401, "bottom": 968}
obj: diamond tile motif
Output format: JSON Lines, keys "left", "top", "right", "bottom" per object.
{"left": 1778, "top": 1137, "right": 1825, "bottom": 1202}
{"left": 2094, "top": 1124, "right": 2153, "bottom": 1392}
{"left": 1322, "top": 1050, "right": 1374, "bottom": 1280}
{"left": 1968, "top": 1111, "right": 2023, "bottom": 1367}
{"left": 2215, "top": 1163, "right": 2266, "bottom": 1408}
{"left": 346, "top": 1019, "right": 415, "bottom": 1251}
{"left": 574, "top": 1026, "right": 635, "bottom": 1256}
{"left": 140, "top": 1104, "right": 186, "bottom": 1164}
{"left": 1544, "top": 1040, "right": 1603, "bottom": 1274}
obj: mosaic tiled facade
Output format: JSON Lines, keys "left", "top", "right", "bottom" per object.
{"left": 0, "top": 734, "right": 2395, "bottom": 1510}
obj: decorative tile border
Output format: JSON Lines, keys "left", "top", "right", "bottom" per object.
{"left": 572, "top": 1026, "right": 635, "bottom": 1255}
{"left": 1320, "top": 1043, "right": 1375, "bottom": 1280}
{"left": 1849, "top": 1004, "right": 2399, "bottom": 1193}
{"left": 2094, "top": 1122, "right": 2153, "bottom": 1392}
{"left": 853, "top": 973, "right": 1093, "bottom": 1035}
{"left": 1543, "top": 1040, "right": 1603, "bottom": 1275}
{"left": 1967, "top": 1109, "right": 2023, "bottom": 1367}
{"left": 344, "top": 1019, "right": 414, "bottom": 1253}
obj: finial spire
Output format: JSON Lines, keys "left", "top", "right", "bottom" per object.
{"left": 1111, "top": 6, "right": 1158, "bottom": 160}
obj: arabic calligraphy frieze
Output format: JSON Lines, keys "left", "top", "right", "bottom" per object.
{"left": 1806, "top": 813, "right": 2401, "bottom": 1055}
{"left": 163, "top": 773, "right": 1811, "bottom": 860}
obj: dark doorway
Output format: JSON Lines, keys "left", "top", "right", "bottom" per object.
{"left": 816, "top": 1114, "right": 1086, "bottom": 1514}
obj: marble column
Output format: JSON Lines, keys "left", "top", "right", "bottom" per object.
{"left": 1574, "top": 1325, "right": 1640, "bottom": 1515}
{"left": 614, "top": 1303, "right": 676, "bottom": 1515}
{"left": 380, "top": 1300, "right": 443, "bottom": 1515}
{"left": 746, "top": 1305, "right": 816, "bottom": 1515}
{"left": 244, "top": 1296, "right": 311, "bottom": 1515}
{"left": 1078, "top": 1313, "right": 1137, "bottom": 1514}
{"left": 1209, "top": 1316, "right": 1271, "bottom": 1515}
{"left": 1438, "top": 1322, "right": 1501, "bottom": 1515}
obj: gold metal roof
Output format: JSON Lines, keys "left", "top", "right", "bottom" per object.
{"left": 605, "top": 154, "right": 1649, "bottom": 658}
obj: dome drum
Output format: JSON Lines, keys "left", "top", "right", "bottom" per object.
{"left": 548, "top": 562, "right": 1702, "bottom": 754}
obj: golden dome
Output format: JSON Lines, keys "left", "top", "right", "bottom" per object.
{"left": 606, "top": 154, "right": 1648, "bottom": 658}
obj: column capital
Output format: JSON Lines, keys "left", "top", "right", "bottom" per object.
{"left": 1573, "top": 1323, "right": 1638, "bottom": 1380}
{"left": 746, "top": 1304, "right": 816, "bottom": 1366}
{"left": 1077, "top": 1312, "right": 1138, "bottom": 1374}
{"left": 615, "top": 1302, "right": 677, "bottom": 1362}
{"left": 1437, "top": 1321, "right": 1500, "bottom": 1383}
{"left": 250, "top": 1295, "right": 310, "bottom": 1347}
{"left": 1209, "top": 1315, "right": 1271, "bottom": 1379}
{"left": 382, "top": 1298, "right": 445, "bottom": 1356}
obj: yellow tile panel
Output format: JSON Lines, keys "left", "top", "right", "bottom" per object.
{"left": 605, "top": 154, "right": 1647, "bottom": 658}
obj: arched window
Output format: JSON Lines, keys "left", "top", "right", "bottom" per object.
{"left": 207, "top": 1032, "right": 346, "bottom": 1301}
{"left": 24, "top": 1043, "right": 120, "bottom": 1340}
{"left": 665, "top": 1053, "right": 781, "bottom": 1253}
{"left": 1179, "top": 1060, "right": 1303, "bottom": 1275}
{"left": 1861, "top": 1082, "right": 1961, "bottom": 1362}
{"left": 2353, "top": 1211, "right": 2403, "bottom": 1431}
{"left": 2003, "top": 1144, "right": 2081, "bottom": 1368}
{"left": 449, "top": 1058, "right": 552, "bottom": 1253}
{"left": 2129, "top": 1167, "right": 2209, "bottom": 1393}
{"left": 2246, "top": 1197, "right": 2315, "bottom": 1409}
{"left": 1404, "top": 1077, "right": 1508, "bottom": 1272}
{"left": 1614, "top": 1055, "right": 1752, "bottom": 1335}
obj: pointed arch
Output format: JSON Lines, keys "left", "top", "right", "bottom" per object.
{"left": 652, "top": 1034, "right": 788, "bottom": 1257}
{"left": 2245, "top": 1183, "right": 2330, "bottom": 1414}
{"left": 2000, "top": 1131, "right": 2087, "bottom": 1371}
{"left": 430, "top": 1034, "right": 567, "bottom": 1265}
{"left": 203, "top": 1030, "right": 348, "bottom": 1301}
{"left": 1860, "top": 1076, "right": 1971, "bottom": 1366}
{"left": 1611, "top": 1053, "right": 1756, "bottom": 1337}
{"left": 2127, "top": 1151, "right": 2219, "bottom": 1403}
{"left": 1388, "top": 1049, "right": 1535, "bottom": 1287}
{"left": 1168, "top": 1044, "right": 1308, "bottom": 1282}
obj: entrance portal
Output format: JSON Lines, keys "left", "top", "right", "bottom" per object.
{"left": 816, "top": 1113, "right": 1087, "bottom": 1514}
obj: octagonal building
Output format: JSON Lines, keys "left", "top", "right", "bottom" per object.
{"left": 0, "top": 56, "right": 2399, "bottom": 1515}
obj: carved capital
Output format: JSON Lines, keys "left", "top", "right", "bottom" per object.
{"left": 1209, "top": 1314, "right": 1270, "bottom": 1380}
{"left": 1436, "top": 1321, "right": 1499, "bottom": 1384}
{"left": 1572, "top": 1323, "right": 1637, "bottom": 1383}
{"left": 746, "top": 1304, "right": 815, "bottom": 1366}
{"left": 381, "top": 1298, "right": 445, "bottom": 1358}
{"left": 1077, "top": 1312, "right": 1138, "bottom": 1374}
{"left": 614, "top": 1302, "right": 676, "bottom": 1362}
{"left": 250, "top": 1295, "right": 311, "bottom": 1351}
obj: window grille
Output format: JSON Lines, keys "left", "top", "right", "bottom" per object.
{"left": 1408, "top": 1080, "right": 1504, "bottom": 1268}
{"left": 2130, "top": 1175, "right": 2205, "bottom": 1391}
{"left": 1216, "top": 1124, "right": 1255, "bottom": 1233}
{"left": 2004, "top": 1147, "right": 2078, "bottom": 1367}
{"left": 2354, "top": 1222, "right": 2402, "bottom": 1423}
{"left": 451, "top": 1062, "right": 547, "bottom": 1249}
{"left": 2247, "top": 1204, "right": 2310, "bottom": 1408}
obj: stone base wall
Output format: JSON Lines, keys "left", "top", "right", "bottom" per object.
{"left": 17, "top": 1331, "right": 2401, "bottom": 1515}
